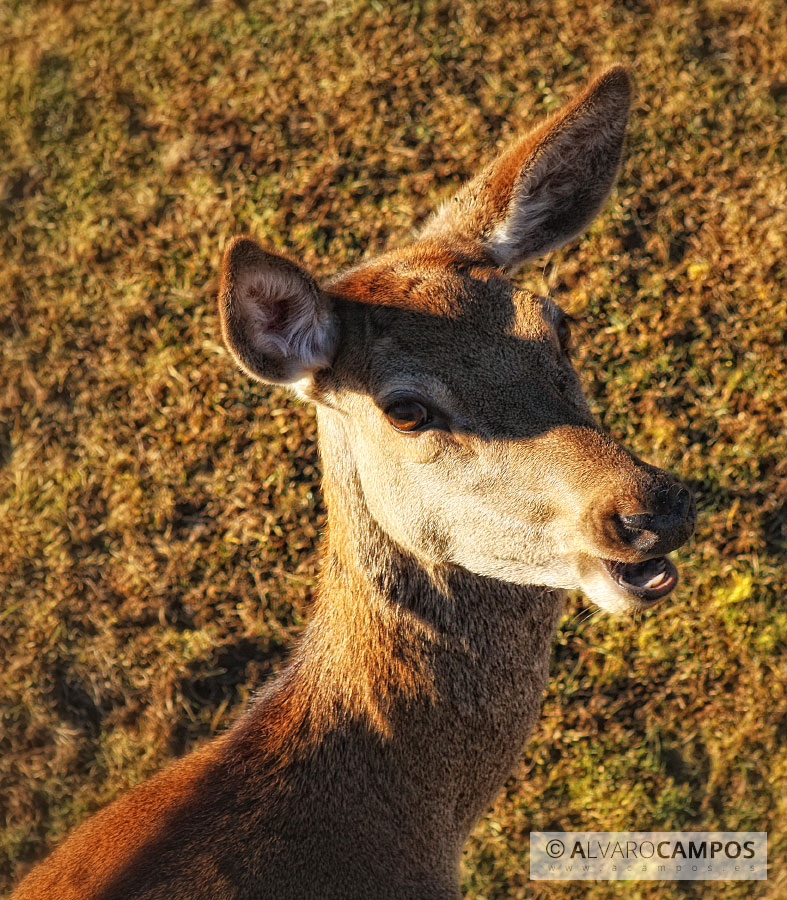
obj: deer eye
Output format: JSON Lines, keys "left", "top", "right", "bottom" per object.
{"left": 556, "top": 314, "right": 575, "bottom": 353}
{"left": 384, "top": 398, "right": 431, "bottom": 433}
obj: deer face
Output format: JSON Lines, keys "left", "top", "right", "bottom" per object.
{"left": 219, "top": 67, "right": 695, "bottom": 614}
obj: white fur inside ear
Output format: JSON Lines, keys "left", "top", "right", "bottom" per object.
{"left": 485, "top": 169, "right": 557, "bottom": 267}
{"left": 236, "top": 266, "right": 335, "bottom": 376}
{"left": 290, "top": 375, "right": 316, "bottom": 400}
{"left": 486, "top": 112, "right": 625, "bottom": 268}
{"left": 485, "top": 131, "right": 584, "bottom": 267}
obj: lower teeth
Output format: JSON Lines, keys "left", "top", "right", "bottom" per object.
{"left": 645, "top": 572, "right": 667, "bottom": 588}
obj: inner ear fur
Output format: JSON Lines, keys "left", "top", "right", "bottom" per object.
{"left": 218, "top": 237, "right": 337, "bottom": 385}
{"left": 420, "top": 66, "right": 632, "bottom": 271}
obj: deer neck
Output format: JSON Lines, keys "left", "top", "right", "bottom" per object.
{"left": 283, "top": 407, "right": 564, "bottom": 838}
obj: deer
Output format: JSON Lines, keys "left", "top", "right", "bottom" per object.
{"left": 12, "top": 66, "right": 695, "bottom": 900}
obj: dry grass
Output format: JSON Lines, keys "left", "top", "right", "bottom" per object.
{"left": 1, "top": 0, "right": 785, "bottom": 897}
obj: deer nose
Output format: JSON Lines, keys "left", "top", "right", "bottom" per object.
{"left": 614, "top": 485, "right": 694, "bottom": 554}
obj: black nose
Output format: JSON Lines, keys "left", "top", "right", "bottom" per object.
{"left": 617, "top": 485, "right": 694, "bottom": 554}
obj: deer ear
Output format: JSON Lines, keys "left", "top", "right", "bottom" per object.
{"left": 421, "top": 66, "right": 632, "bottom": 271}
{"left": 218, "top": 237, "right": 337, "bottom": 386}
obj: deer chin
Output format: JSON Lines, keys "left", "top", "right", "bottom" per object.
{"left": 578, "top": 555, "right": 679, "bottom": 615}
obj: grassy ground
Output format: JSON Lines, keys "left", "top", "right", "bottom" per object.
{"left": 1, "top": 0, "right": 785, "bottom": 896}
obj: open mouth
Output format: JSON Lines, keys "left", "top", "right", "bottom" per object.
{"left": 602, "top": 556, "right": 678, "bottom": 602}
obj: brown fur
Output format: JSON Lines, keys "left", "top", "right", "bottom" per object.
{"left": 13, "top": 67, "right": 694, "bottom": 900}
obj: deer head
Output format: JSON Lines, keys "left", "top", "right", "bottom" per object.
{"left": 218, "top": 67, "right": 695, "bottom": 615}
